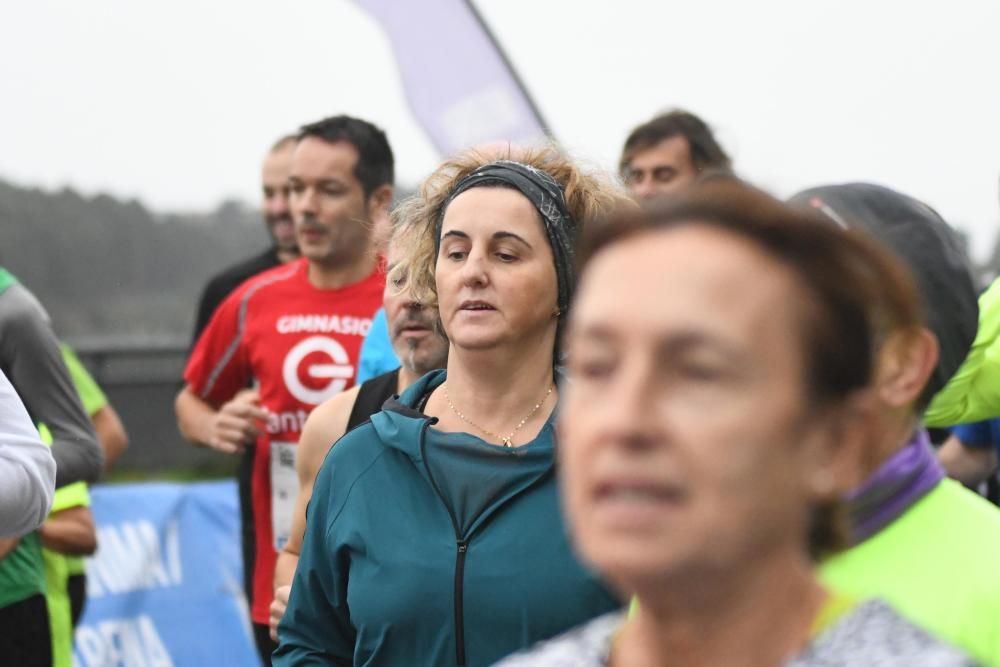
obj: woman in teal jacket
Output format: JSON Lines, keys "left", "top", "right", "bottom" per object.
{"left": 275, "top": 147, "right": 626, "bottom": 667}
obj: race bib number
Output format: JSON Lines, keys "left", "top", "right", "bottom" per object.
{"left": 270, "top": 441, "right": 299, "bottom": 552}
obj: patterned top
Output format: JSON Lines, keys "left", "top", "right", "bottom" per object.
{"left": 494, "top": 599, "right": 978, "bottom": 666}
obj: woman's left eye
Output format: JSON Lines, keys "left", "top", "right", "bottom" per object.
{"left": 495, "top": 252, "right": 517, "bottom": 262}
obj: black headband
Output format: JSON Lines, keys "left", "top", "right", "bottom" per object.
{"left": 435, "top": 160, "right": 578, "bottom": 315}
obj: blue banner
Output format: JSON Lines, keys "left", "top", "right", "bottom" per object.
{"left": 74, "top": 481, "right": 260, "bottom": 667}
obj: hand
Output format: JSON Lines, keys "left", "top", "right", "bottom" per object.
{"left": 0, "top": 537, "right": 20, "bottom": 560}
{"left": 270, "top": 584, "right": 291, "bottom": 642}
{"left": 208, "top": 390, "right": 269, "bottom": 454}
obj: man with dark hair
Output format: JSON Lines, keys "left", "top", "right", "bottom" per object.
{"left": 619, "top": 109, "right": 732, "bottom": 199}
{"left": 191, "top": 134, "right": 300, "bottom": 342}
{"left": 296, "top": 116, "right": 395, "bottom": 198}
{"left": 176, "top": 115, "right": 392, "bottom": 665}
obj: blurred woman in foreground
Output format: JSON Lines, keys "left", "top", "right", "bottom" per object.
{"left": 498, "top": 182, "right": 974, "bottom": 666}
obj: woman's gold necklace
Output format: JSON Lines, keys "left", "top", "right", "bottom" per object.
{"left": 443, "top": 382, "right": 554, "bottom": 447}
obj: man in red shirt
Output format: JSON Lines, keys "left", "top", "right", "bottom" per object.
{"left": 175, "top": 115, "right": 394, "bottom": 665}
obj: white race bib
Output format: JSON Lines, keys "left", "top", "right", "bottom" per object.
{"left": 270, "top": 441, "right": 299, "bottom": 552}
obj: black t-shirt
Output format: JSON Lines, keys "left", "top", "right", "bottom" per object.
{"left": 346, "top": 368, "right": 400, "bottom": 432}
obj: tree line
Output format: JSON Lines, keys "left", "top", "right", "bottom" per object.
{"left": 0, "top": 178, "right": 269, "bottom": 342}
{"left": 2, "top": 176, "right": 993, "bottom": 344}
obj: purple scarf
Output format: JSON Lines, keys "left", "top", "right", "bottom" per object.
{"left": 846, "top": 429, "right": 944, "bottom": 544}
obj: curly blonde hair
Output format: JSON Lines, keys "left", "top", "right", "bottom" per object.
{"left": 388, "top": 144, "right": 630, "bottom": 307}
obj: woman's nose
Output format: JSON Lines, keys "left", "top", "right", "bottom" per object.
{"left": 459, "top": 251, "right": 489, "bottom": 287}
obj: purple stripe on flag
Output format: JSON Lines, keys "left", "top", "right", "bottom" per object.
{"left": 354, "top": 0, "right": 549, "bottom": 155}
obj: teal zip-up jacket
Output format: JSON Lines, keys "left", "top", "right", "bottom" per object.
{"left": 274, "top": 370, "right": 619, "bottom": 667}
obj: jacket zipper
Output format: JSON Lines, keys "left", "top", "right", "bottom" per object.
{"left": 454, "top": 539, "right": 469, "bottom": 666}
{"left": 419, "top": 419, "right": 470, "bottom": 666}
{"left": 416, "top": 408, "right": 556, "bottom": 666}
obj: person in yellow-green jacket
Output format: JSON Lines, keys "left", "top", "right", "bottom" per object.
{"left": 39, "top": 345, "right": 128, "bottom": 667}
{"left": 791, "top": 184, "right": 1000, "bottom": 665}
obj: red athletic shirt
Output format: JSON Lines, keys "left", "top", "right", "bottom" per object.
{"left": 184, "top": 258, "right": 384, "bottom": 624}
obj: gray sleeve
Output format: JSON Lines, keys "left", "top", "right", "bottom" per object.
{"left": 0, "top": 368, "right": 56, "bottom": 537}
{"left": 0, "top": 286, "right": 103, "bottom": 486}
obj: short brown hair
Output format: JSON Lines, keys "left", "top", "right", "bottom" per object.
{"left": 297, "top": 115, "right": 394, "bottom": 197}
{"left": 583, "top": 181, "right": 922, "bottom": 405}
{"left": 580, "top": 180, "right": 924, "bottom": 557}
{"left": 619, "top": 109, "right": 732, "bottom": 176}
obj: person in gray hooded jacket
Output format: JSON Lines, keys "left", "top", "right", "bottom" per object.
{"left": 0, "top": 267, "right": 102, "bottom": 667}
{"left": 0, "top": 268, "right": 103, "bottom": 486}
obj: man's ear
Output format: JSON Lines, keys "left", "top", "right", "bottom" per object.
{"left": 367, "top": 184, "right": 393, "bottom": 219}
{"left": 874, "top": 327, "right": 939, "bottom": 409}
{"left": 366, "top": 184, "right": 394, "bottom": 250}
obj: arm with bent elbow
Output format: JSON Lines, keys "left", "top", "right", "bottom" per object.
{"left": 39, "top": 504, "right": 97, "bottom": 556}
{"left": 175, "top": 386, "right": 267, "bottom": 454}
{"left": 92, "top": 404, "right": 128, "bottom": 470}
{"left": 271, "top": 386, "right": 358, "bottom": 640}
{"left": 60, "top": 345, "right": 129, "bottom": 470}
{"left": 0, "top": 286, "right": 102, "bottom": 486}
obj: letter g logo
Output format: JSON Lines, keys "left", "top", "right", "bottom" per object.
{"left": 282, "top": 336, "right": 354, "bottom": 404}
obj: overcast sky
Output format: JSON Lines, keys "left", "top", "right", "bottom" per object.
{"left": 2, "top": 0, "right": 999, "bottom": 257}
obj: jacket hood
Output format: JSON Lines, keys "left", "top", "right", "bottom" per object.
{"left": 789, "top": 182, "right": 978, "bottom": 399}
{"left": 368, "top": 369, "right": 445, "bottom": 460}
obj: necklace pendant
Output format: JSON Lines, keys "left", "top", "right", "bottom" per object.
{"left": 502, "top": 437, "right": 513, "bottom": 448}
